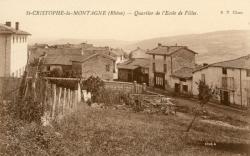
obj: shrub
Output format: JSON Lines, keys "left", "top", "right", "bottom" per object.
{"left": 81, "top": 76, "right": 104, "bottom": 102}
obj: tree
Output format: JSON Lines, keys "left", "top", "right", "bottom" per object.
{"left": 81, "top": 76, "right": 104, "bottom": 102}
{"left": 186, "top": 80, "right": 215, "bottom": 132}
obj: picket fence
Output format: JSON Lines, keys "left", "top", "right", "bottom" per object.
{"left": 42, "top": 81, "right": 82, "bottom": 125}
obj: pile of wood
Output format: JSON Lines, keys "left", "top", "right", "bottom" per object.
{"left": 129, "top": 94, "right": 176, "bottom": 115}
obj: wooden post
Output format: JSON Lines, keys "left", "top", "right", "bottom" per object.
{"left": 62, "top": 88, "right": 66, "bottom": 115}
{"left": 133, "top": 81, "right": 137, "bottom": 93}
{"left": 75, "top": 90, "right": 78, "bottom": 110}
{"left": 77, "top": 82, "right": 81, "bottom": 102}
{"left": 43, "top": 80, "right": 48, "bottom": 114}
{"left": 142, "top": 83, "right": 146, "bottom": 93}
{"left": 52, "top": 84, "right": 56, "bottom": 119}
{"left": 58, "top": 87, "right": 62, "bottom": 116}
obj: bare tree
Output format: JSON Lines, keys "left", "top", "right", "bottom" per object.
{"left": 186, "top": 80, "right": 215, "bottom": 132}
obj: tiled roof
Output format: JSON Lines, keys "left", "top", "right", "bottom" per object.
{"left": 110, "top": 48, "right": 125, "bottom": 56}
{"left": 0, "top": 24, "right": 31, "bottom": 35}
{"left": 146, "top": 45, "right": 197, "bottom": 55}
{"left": 118, "top": 58, "right": 150, "bottom": 70}
{"left": 72, "top": 53, "right": 116, "bottom": 63}
{"left": 43, "top": 55, "right": 73, "bottom": 65}
{"left": 171, "top": 67, "right": 194, "bottom": 79}
{"left": 130, "top": 47, "right": 149, "bottom": 59}
{"left": 210, "top": 54, "right": 250, "bottom": 69}
{"left": 193, "top": 54, "right": 250, "bottom": 72}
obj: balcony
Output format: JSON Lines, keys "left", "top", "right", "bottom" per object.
{"left": 221, "top": 77, "right": 235, "bottom": 91}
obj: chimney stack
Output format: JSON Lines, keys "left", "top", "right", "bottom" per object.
{"left": 5, "top": 21, "right": 11, "bottom": 27}
{"left": 15, "top": 22, "right": 19, "bottom": 30}
{"left": 158, "top": 43, "right": 162, "bottom": 47}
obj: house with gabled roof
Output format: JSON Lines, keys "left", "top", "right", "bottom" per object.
{"left": 146, "top": 43, "right": 197, "bottom": 94}
{"left": 117, "top": 58, "right": 150, "bottom": 85}
{"left": 0, "top": 21, "right": 31, "bottom": 77}
{"left": 192, "top": 54, "right": 250, "bottom": 107}
{"left": 71, "top": 52, "right": 116, "bottom": 80}
{"left": 129, "top": 47, "right": 149, "bottom": 59}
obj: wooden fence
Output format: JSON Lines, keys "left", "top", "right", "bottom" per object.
{"left": 42, "top": 81, "right": 81, "bottom": 125}
{"left": 103, "top": 81, "right": 146, "bottom": 94}
{"left": 42, "top": 77, "right": 146, "bottom": 94}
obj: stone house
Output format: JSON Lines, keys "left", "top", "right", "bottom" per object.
{"left": 170, "top": 67, "right": 193, "bottom": 95}
{"left": 129, "top": 47, "right": 149, "bottom": 59}
{"left": 0, "top": 21, "right": 31, "bottom": 77}
{"left": 192, "top": 54, "right": 250, "bottom": 107}
{"left": 118, "top": 58, "right": 150, "bottom": 85}
{"left": 146, "top": 43, "right": 197, "bottom": 93}
{"left": 110, "top": 48, "right": 127, "bottom": 79}
{"left": 72, "top": 53, "right": 116, "bottom": 80}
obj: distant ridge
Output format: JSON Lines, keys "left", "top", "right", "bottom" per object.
{"left": 30, "top": 30, "right": 250, "bottom": 64}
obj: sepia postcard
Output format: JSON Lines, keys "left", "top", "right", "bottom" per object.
{"left": 0, "top": 0, "right": 250, "bottom": 155}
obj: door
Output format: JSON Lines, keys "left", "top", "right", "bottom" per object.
{"left": 175, "top": 83, "right": 180, "bottom": 93}
{"left": 154, "top": 72, "right": 165, "bottom": 89}
{"left": 221, "top": 90, "right": 230, "bottom": 105}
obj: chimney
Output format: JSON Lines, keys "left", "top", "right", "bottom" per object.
{"left": 5, "top": 21, "right": 11, "bottom": 27}
{"left": 203, "top": 63, "right": 208, "bottom": 66}
{"left": 175, "top": 43, "right": 178, "bottom": 46}
{"left": 81, "top": 44, "right": 84, "bottom": 56}
{"left": 158, "top": 43, "right": 162, "bottom": 47}
{"left": 15, "top": 22, "right": 19, "bottom": 30}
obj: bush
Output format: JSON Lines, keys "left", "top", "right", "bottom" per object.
{"left": 81, "top": 76, "right": 104, "bottom": 102}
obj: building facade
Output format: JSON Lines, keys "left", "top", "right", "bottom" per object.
{"left": 192, "top": 55, "right": 250, "bottom": 107}
{"left": 146, "top": 43, "right": 197, "bottom": 92}
{"left": 72, "top": 53, "right": 116, "bottom": 80}
{"left": 0, "top": 22, "right": 30, "bottom": 77}
{"left": 129, "top": 47, "right": 149, "bottom": 59}
{"left": 118, "top": 58, "right": 150, "bottom": 85}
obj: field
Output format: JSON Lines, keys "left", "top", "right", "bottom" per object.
{"left": 1, "top": 97, "right": 250, "bottom": 155}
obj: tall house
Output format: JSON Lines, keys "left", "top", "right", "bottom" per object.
{"left": 0, "top": 22, "right": 31, "bottom": 77}
{"left": 146, "top": 43, "right": 197, "bottom": 91}
{"left": 192, "top": 54, "right": 250, "bottom": 107}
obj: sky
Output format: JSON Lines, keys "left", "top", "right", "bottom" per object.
{"left": 0, "top": 0, "right": 250, "bottom": 41}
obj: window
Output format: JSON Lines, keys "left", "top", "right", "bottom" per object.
{"left": 47, "top": 66, "right": 50, "bottom": 71}
{"left": 164, "top": 55, "right": 166, "bottom": 61}
{"left": 201, "top": 74, "right": 205, "bottom": 83}
{"left": 16, "top": 36, "right": 18, "bottom": 43}
{"left": 13, "top": 36, "right": 15, "bottom": 43}
{"left": 247, "top": 69, "right": 250, "bottom": 77}
{"left": 183, "top": 85, "right": 188, "bottom": 92}
{"left": 164, "top": 64, "right": 167, "bottom": 73}
{"left": 153, "top": 55, "right": 155, "bottom": 59}
{"left": 153, "top": 63, "right": 155, "bottom": 72}
{"left": 222, "top": 68, "right": 227, "bottom": 75}
{"left": 106, "top": 64, "right": 110, "bottom": 72}
{"left": 180, "top": 78, "right": 186, "bottom": 82}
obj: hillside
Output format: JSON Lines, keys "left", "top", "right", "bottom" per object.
{"left": 30, "top": 30, "right": 250, "bottom": 64}
{"left": 124, "top": 30, "right": 250, "bottom": 63}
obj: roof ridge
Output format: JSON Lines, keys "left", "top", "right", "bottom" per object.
{"left": 210, "top": 54, "right": 250, "bottom": 66}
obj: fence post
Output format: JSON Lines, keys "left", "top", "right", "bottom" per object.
{"left": 52, "top": 84, "right": 56, "bottom": 119}
{"left": 143, "top": 83, "right": 146, "bottom": 93}
{"left": 58, "top": 87, "right": 62, "bottom": 116}
{"left": 133, "top": 81, "right": 137, "bottom": 93}
{"left": 62, "top": 88, "right": 66, "bottom": 115}
{"left": 67, "top": 88, "right": 70, "bottom": 113}
{"left": 75, "top": 89, "right": 78, "bottom": 109}
{"left": 77, "top": 82, "right": 81, "bottom": 102}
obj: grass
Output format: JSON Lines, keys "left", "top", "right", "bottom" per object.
{"left": 52, "top": 104, "right": 249, "bottom": 155}
{"left": 1, "top": 101, "right": 250, "bottom": 155}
